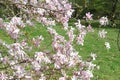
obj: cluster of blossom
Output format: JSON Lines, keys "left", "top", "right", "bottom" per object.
{"left": 2, "top": 17, "right": 25, "bottom": 40}
{"left": 83, "top": 12, "right": 110, "bottom": 51}
{"left": 85, "top": 12, "right": 94, "bottom": 33}
{"left": 75, "top": 12, "right": 94, "bottom": 46}
{"left": 37, "top": 18, "right": 56, "bottom": 26}
{"left": 70, "top": 52, "right": 97, "bottom": 80}
{"left": 32, "top": 52, "right": 51, "bottom": 71}
{"left": 98, "top": 21, "right": 110, "bottom": 49}
{"left": 0, "top": 0, "right": 100, "bottom": 80}
{"left": 0, "top": 41, "right": 28, "bottom": 79}
{"left": 45, "top": 0, "right": 74, "bottom": 29}
{"left": 0, "top": 11, "right": 102, "bottom": 80}
{"left": 67, "top": 26, "right": 76, "bottom": 42}
{"left": 0, "top": 39, "right": 47, "bottom": 79}
{"left": 99, "top": 16, "right": 109, "bottom": 26}
{"left": 83, "top": 12, "right": 94, "bottom": 33}
{"left": 0, "top": 26, "right": 97, "bottom": 80}
{"left": 8, "top": 43, "right": 28, "bottom": 60}
{"left": 48, "top": 27, "right": 80, "bottom": 68}
{"left": 48, "top": 27, "right": 96, "bottom": 80}
{"left": 71, "top": 54, "right": 97, "bottom": 80}
{"left": 0, "top": 72, "right": 8, "bottom": 80}
{"left": 10, "top": 0, "right": 73, "bottom": 29}
{"left": 74, "top": 17, "right": 94, "bottom": 46}
{"left": 75, "top": 20, "right": 86, "bottom": 46}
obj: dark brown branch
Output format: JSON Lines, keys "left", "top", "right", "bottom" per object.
{"left": 0, "top": 59, "right": 31, "bottom": 70}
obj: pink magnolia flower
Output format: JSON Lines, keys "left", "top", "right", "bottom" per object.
{"left": 76, "top": 33, "right": 86, "bottom": 46}
{"left": 34, "top": 52, "right": 51, "bottom": 63}
{"left": 87, "top": 25, "right": 94, "bottom": 32}
{"left": 11, "top": 16, "right": 25, "bottom": 28}
{"left": 75, "top": 20, "right": 85, "bottom": 30}
{"left": 14, "top": 65, "right": 26, "bottom": 78}
{"left": 84, "top": 12, "right": 93, "bottom": 21}
{"left": 0, "top": 72, "right": 8, "bottom": 80}
{"left": 66, "top": 9, "right": 74, "bottom": 17}
{"left": 32, "top": 35, "right": 44, "bottom": 47}
{"left": 99, "top": 29, "right": 107, "bottom": 38}
{"left": 67, "top": 27, "right": 75, "bottom": 42}
{"left": 8, "top": 43, "right": 27, "bottom": 60}
{"left": 81, "top": 70, "right": 93, "bottom": 80}
{"left": 32, "top": 61, "right": 41, "bottom": 71}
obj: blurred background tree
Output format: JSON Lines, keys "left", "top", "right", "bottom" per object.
{"left": 69, "top": 0, "right": 120, "bottom": 26}
{"left": 0, "top": 0, "right": 22, "bottom": 19}
{"left": 69, "top": 0, "right": 120, "bottom": 18}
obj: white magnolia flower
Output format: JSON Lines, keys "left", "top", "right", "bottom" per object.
{"left": 46, "top": 0, "right": 51, "bottom": 3}
{"left": 87, "top": 25, "right": 94, "bottom": 32}
{"left": 81, "top": 70, "right": 93, "bottom": 80}
{"left": 105, "top": 42, "right": 110, "bottom": 49}
{"left": 99, "top": 16, "right": 109, "bottom": 26}
{"left": 90, "top": 53, "right": 97, "bottom": 60}
{"left": 99, "top": 29, "right": 107, "bottom": 38}
{"left": 59, "top": 77, "right": 66, "bottom": 80}
{"left": 71, "top": 75, "right": 77, "bottom": 80}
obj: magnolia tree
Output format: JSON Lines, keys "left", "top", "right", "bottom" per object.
{"left": 0, "top": 0, "right": 109, "bottom": 80}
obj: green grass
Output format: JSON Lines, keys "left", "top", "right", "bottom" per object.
{"left": 0, "top": 22, "right": 120, "bottom": 80}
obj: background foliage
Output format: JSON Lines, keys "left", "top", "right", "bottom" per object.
{"left": 69, "top": 0, "right": 120, "bottom": 20}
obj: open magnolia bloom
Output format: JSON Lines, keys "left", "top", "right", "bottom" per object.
{"left": 105, "top": 42, "right": 110, "bottom": 49}
{"left": 84, "top": 12, "right": 93, "bottom": 21}
{"left": 99, "top": 16, "right": 109, "bottom": 26}
{"left": 98, "top": 29, "right": 107, "bottom": 38}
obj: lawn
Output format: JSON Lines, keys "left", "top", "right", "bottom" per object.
{"left": 0, "top": 21, "right": 120, "bottom": 80}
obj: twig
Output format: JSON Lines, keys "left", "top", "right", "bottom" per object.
{"left": 0, "top": 59, "right": 31, "bottom": 70}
